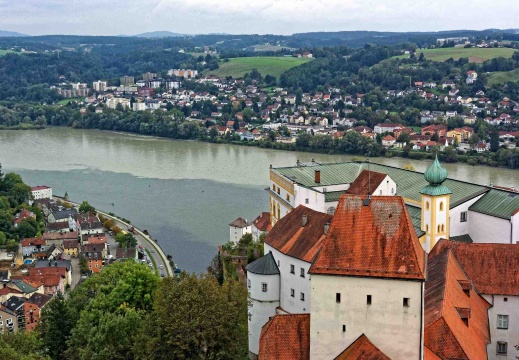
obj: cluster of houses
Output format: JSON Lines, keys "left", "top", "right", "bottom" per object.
{"left": 0, "top": 186, "right": 138, "bottom": 334}
{"left": 241, "top": 159, "right": 519, "bottom": 359}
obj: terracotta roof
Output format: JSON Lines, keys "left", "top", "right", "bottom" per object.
{"left": 310, "top": 195, "right": 426, "bottom": 280}
{"left": 43, "top": 231, "right": 78, "bottom": 241}
{"left": 26, "top": 274, "right": 62, "bottom": 287}
{"left": 229, "top": 217, "right": 250, "bottom": 228}
{"left": 63, "top": 239, "right": 79, "bottom": 249}
{"left": 87, "top": 235, "right": 107, "bottom": 244}
{"left": 424, "top": 250, "right": 490, "bottom": 360}
{"left": 430, "top": 240, "right": 519, "bottom": 296}
{"left": 46, "top": 222, "right": 70, "bottom": 231}
{"left": 346, "top": 170, "right": 388, "bottom": 196}
{"left": 0, "top": 287, "right": 21, "bottom": 296}
{"left": 259, "top": 314, "right": 310, "bottom": 360}
{"left": 30, "top": 267, "right": 67, "bottom": 278}
{"left": 21, "top": 237, "right": 45, "bottom": 247}
{"left": 264, "top": 205, "right": 333, "bottom": 263}
{"left": 424, "top": 347, "right": 441, "bottom": 360}
{"left": 335, "top": 334, "right": 390, "bottom": 360}
{"left": 252, "top": 212, "right": 272, "bottom": 232}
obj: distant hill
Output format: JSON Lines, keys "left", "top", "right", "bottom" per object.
{"left": 0, "top": 30, "right": 27, "bottom": 37}
{"left": 134, "top": 31, "right": 186, "bottom": 38}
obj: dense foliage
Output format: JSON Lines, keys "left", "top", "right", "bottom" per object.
{"left": 35, "top": 261, "right": 248, "bottom": 360}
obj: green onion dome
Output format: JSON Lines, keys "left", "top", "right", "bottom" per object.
{"left": 424, "top": 155, "right": 448, "bottom": 185}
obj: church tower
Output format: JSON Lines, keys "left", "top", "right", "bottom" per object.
{"left": 420, "top": 156, "right": 451, "bottom": 252}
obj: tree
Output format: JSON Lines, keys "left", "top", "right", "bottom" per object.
{"left": 0, "top": 331, "right": 50, "bottom": 360}
{"left": 468, "top": 133, "right": 481, "bottom": 150}
{"left": 115, "top": 232, "right": 137, "bottom": 248}
{"left": 78, "top": 201, "right": 95, "bottom": 214}
{"left": 39, "top": 292, "right": 73, "bottom": 360}
{"left": 103, "top": 219, "right": 114, "bottom": 230}
{"left": 16, "top": 218, "right": 39, "bottom": 239}
{"left": 137, "top": 274, "right": 248, "bottom": 360}
{"left": 397, "top": 132, "right": 411, "bottom": 144}
{"left": 430, "top": 132, "right": 439, "bottom": 142}
{"left": 11, "top": 182, "right": 32, "bottom": 205}
{"left": 490, "top": 129, "right": 500, "bottom": 152}
{"left": 443, "top": 146, "right": 458, "bottom": 163}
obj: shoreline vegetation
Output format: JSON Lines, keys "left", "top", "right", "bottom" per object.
{"left": 10, "top": 124, "right": 519, "bottom": 170}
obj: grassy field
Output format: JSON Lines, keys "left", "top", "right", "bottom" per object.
{"left": 393, "top": 47, "right": 516, "bottom": 63}
{"left": 487, "top": 68, "right": 519, "bottom": 86}
{"left": 0, "top": 50, "right": 15, "bottom": 56}
{"left": 206, "top": 56, "right": 312, "bottom": 79}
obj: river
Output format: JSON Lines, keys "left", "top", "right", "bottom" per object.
{"left": 0, "top": 127, "right": 517, "bottom": 272}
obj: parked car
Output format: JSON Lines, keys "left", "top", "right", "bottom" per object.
{"left": 159, "top": 264, "right": 164, "bottom": 269}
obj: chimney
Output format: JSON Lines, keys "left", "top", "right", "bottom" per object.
{"left": 314, "top": 170, "right": 321, "bottom": 183}
{"left": 324, "top": 223, "right": 330, "bottom": 235}
{"left": 302, "top": 215, "right": 308, "bottom": 227}
{"left": 363, "top": 195, "right": 371, "bottom": 207}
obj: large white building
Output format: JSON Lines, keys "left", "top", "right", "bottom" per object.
{"left": 92, "top": 80, "right": 107, "bottom": 92}
{"left": 247, "top": 158, "right": 519, "bottom": 359}
{"left": 229, "top": 217, "right": 251, "bottom": 243}
{"left": 30, "top": 185, "right": 52, "bottom": 205}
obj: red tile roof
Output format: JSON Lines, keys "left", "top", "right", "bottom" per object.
{"left": 264, "top": 205, "right": 333, "bottom": 263}
{"left": 334, "top": 334, "right": 390, "bottom": 360}
{"left": 26, "top": 274, "right": 62, "bottom": 287}
{"left": 346, "top": 170, "right": 388, "bottom": 196}
{"left": 310, "top": 195, "right": 426, "bottom": 280}
{"left": 21, "top": 237, "right": 45, "bottom": 247}
{"left": 259, "top": 314, "right": 310, "bottom": 360}
{"left": 424, "top": 347, "right": 441, "bottom": 360}
{"left": 430, "top": 240, "right": 519, "bottom": 296}
{"left": 0, "top": 287, "right": 21, "bottom": 296}
{"left": 252, "top": 212, "right": 272, "bottom": 232}
{"left": 424, "top": 249, "right": 490, "bottom": 360}
{"left": 43, "top": 231, "right": 78, "bottom": 241}
{"left": 30, "top": 267, "right": 67, "bottom": 278}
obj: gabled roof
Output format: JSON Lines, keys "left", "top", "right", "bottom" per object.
{"left": 229, "top": 217, "right": 250, "bottom": 228}
{"left": 310, "top": 195, "right": 426, "bottom": 280}
{"left": 265, "top": 205, "right": 333, "bottom": 263}
{"left": 246, "top": 252, "right": 279, "bottom": 275}
{"left": 28, "top": 293, "right": 53, "bottom": 308}
{"left": 469, "top": 188, "right": 519, "bottom": 219}
{"left": 424, "top": 249, "right": 490, "bottom": 360}
{"left": 430, "top": 240, "right": 519, "bottom": 296}
{"left": 259, "top": 314, "right": 310, "bottom": 360}
{"left": 335, "top": 334, "right": 390, "bottom": 360}
{"left": 346, "top": 170, "right": 388, "bottom": 196}
{"left": 4, "top": 296, "right": 26, "bottom": 311}
{"left": 252, "top": 212, "right": 271, "bottom": 232}
{"left": 10, "top": 279, "right": 37, "bottom": 294}
{"left": 21, "top": 237, "right": 45, "bottom": 247}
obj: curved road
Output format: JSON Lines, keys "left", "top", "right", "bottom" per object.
{"left": 54, "top": 197, "right": 173, "bottom": 276}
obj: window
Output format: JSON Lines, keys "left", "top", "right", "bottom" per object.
{"left": 291, "top": 288, "right": 295, "bottom": 297}
{"left": 262, "top": 283, "right": 268, "bottom": 292}
{"left": 426, "top": 201, "right": 430, "bottom": 210}
{"left": 391, "top": 188, "right": 394, "bottom": 194}
{"left": 439, "top": 202, "right": 444, "bottom": 211}
{"left": 290, "top": 264, "right": 295, "bottom": 274}
{"left": 300, "top": 292, "right": 305, "bottom": 301}
{"left": 460, "top": 211, "right": 467, "bottom": 222}
{"left": 342, "top": 324, "right": 346, "bottom": 332}
{"left": 300, "top": 268, "right": 305, "bottom": 278}
{"left": 441, "top": 224, "right": 445, "bottom": 232}
{"left": 247, "top": 279, "right": 251, "bottom": 289}
{"left": 426, "top": 224, "right": 429, "bottom": 232}
{"left": 367, "top": 295, "right": 372, "bottom": 305}
{"left": 437, "top": 225, "right": 441, "bottom": 232}
{"left": 336, "top": 293, "right": 341, "bottom": 303}
{"left": 272, "top": 184, "right": 275, "bottom": 191}
{"left": 277, "top": 187, "right": 280, "bottom": 195}
{"left": 305, "top": 198, "right": 309, "bottom": 204}
{"left": 497, "top": 315, "right": 509, "bottom": 329}
{"left": 277, "top": 260, "right": 280, "bottom": 267}
{"left": 286, "top": 194, "right": 290, "bottom": 202}
{"left": 379, "top": 190, "right": 382, "bottom": 195}
{"left": 327, "top": 206, "right": 336, "bottom": 215}
{"left": 403, "top": 298, "right": 410, "bottom": 307}
{"left": 497, "top": 342, "right": 508, "bottom": 355}
{"left": 504, "top": 297, "right": 508, "bottom": 302}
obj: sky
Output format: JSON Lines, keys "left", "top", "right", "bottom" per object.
{"left": 0, "top": 0, "right": 517, "bottom": 36}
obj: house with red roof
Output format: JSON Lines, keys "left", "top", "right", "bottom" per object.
{"left": 13, "top": 210, "right": 36, "bottom": 228}
{"left": 251, "top": 212, "right": 271, "bottom": 241}
{"left": 21, "top": 237, "right": 46, "bottom": 257}
{"left": 382, "top": 134, "right": 396, "bottom": 147}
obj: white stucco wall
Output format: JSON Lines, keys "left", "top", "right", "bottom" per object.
{"left": 230, "top": 225, "right": 251, "bottom": 243}
{"left": 449, "top": 195, "right": 485, "bottom": 237}
{"left": 373, "top": 175, "right": 397, "bottom": 196}
{"left": 293, "top": 185, "right": 326, "bottom": 214}
{"left": 469, "top": 212, "right": 512, "bottom": 244}
{"left": 265, "top": 244, "right": 312, "bottom": 314}
{"left": 310, "top": 275, "right": 423, "bottom": 360}
{"left": 512, "top": 212, "right": 519, "bottom": 244}
{"left": 484, "top": 294, "right": 519, "bottom": 360}
{"left": 247, "top": 271, "right": 280, "bottom": 356}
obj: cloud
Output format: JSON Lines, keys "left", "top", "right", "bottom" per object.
{"left": 0, "top": 0, "right": 516, "bottom": 36}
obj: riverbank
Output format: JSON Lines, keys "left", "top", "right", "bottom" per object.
{"left": 12, "top": 124, "right": 519, "bottom": 170}
{"left": 54, "top": 196, "right": 174, "bottom": 276}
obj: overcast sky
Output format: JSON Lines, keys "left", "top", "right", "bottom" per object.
{"left": 0, "top": 0, "right": 517, "bottom": 36}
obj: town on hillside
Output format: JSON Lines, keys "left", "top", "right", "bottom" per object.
{"left": 226, "top": 158, "right": 519, "bottom": 359}
{"left": 0, "top": 185, "right": 161, "bottom": 334}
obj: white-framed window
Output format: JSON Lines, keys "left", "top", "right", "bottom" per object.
{"left": 497, "top": 341, "right": 507, "bottom": 355}
{"left": 460, "top": 211, "right": 467, "bottom": 222}
{"left": 291, "top": 288, "right": 295, "bottom": 297}
{"left": 300, "top": 292, "right": 305, "bottom": 301}
{"left": 497, "top": 314, "right": 509, "bottom": 329}
{"left": 261, "top": 283, "right": 268, "bottom": 292}
{"left": 300, "top": 268, "right": 305, "bottom": 278}
{"left": 290, "top": 264, "right": 295, "bottom": 274}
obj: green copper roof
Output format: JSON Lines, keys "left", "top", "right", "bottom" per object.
{"left": 424, "top": 156, "right": 448, "bottom": 185}
{"left": 406, "top": 205, "right": 426, "bottom": 238}
{"left": 273, "top": 161, "right": 486, "bottom": 208}
{"left": 324, "top": 190, "right": 346, "bottom": 203}
{"left": 469, "top": 189, "right": 519, "bottom": 220}
{"left": 419, "top": 156, "right": 451, "bottom": 196}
